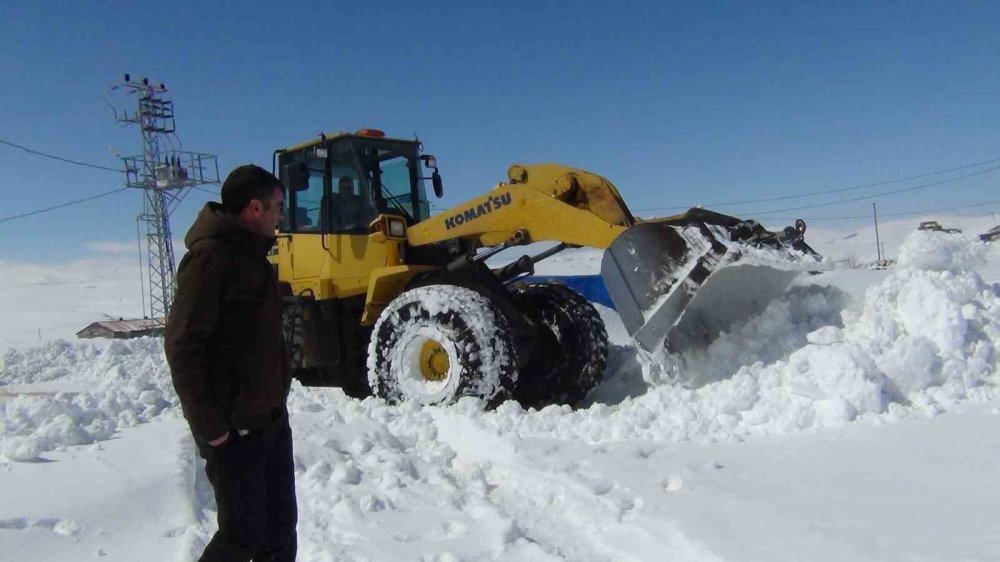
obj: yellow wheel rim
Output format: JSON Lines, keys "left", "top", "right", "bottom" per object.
{"left": 419, "top": 340, "right": 450, "bottom": 381}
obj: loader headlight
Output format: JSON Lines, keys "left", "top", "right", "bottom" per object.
{"left": 387, "top": 216, "right": 407, "bottom": 238}
{"left": 369, "top": 214, "right": 408, "bottom": 243}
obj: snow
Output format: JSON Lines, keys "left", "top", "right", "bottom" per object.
{"left": 896, "top": 230, "right": 989, "bottom": 272}
{"left": 1, "top": 222, "right": 1000, "bottom": 560}
{"left": 0, "top": 338, "right": 177, "bottom": 461}
{"left": 801, "top": 214, "right": 998, "bottom": 266}
{"left": 0, "top": 258, "right": 143, "bottom": 352}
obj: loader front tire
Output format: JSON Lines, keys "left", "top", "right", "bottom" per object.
{"left": 367, "top": 285, "right": 518, "bottom": 407}
{"left": 511, "top": 283, "right": 609, "bottom": 408}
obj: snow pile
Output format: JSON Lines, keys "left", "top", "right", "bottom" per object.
{"left": 657, "top": 284, "right": 852, "bottom": 386}
{"left": 896, "top": 230, "right": 987, "bottom": 272}
{"left": 467, "top": 231, "right": 1000, "bottom": 442}
{"left": 842, "top": 232, "right": 999, "bottom": 405}
{"left": 0, "top": 338, "right": 177, "bottom": 461}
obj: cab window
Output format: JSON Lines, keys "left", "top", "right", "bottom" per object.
{"left": 295, "top": 162, "right": 324, "bottom": 232}
{"left": 279, "top": 150, "right": 325, "bottom": 233}
{"left": 328, "top": 157, "right": 379, "bottom": 233}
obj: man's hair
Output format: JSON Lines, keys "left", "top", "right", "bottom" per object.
{"left": 221, "top": 164, "right": 281, "bottom": 213}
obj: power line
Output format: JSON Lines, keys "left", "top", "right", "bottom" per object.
{"left": 0, "top": 188, "right": 130, "bottom": 224}
{"left": 635, "top": 154, "right": 1000, "bottom": 213}
{"left": 739, "top": 164, "right": 1000, "bottom": 217}
{"left": 0, "top": 135, "right": 219, "bottom": 225}
{"left": 0, "top": 137, "right": 122, "bottom": 173}
{"left": 882, "top": 200, "right": 1000, "bottom": 218}
{"left": 0, "top": 133, "right": 225, "bottom": 234}
{"left": 761, "top": 198, "right": 1000, "bottom": 222}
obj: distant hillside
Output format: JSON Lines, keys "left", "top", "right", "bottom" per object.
{"left": 789, "top": 214, "right": 997, "bottom": 265}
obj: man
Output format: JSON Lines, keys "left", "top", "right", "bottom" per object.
{"left": 333, "top": 175, "right": 363, "bottom": 231}
{"left": 165, "top": 164, "right": 296, "bottom": 561}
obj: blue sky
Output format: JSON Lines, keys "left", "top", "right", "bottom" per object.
{"left": 2, "top": 1, "right": 999, "bottom": 262}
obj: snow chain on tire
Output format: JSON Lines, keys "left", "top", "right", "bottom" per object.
{"left": 367, "top": 285, "right": 519, "bottom": 407}
{"left": 511, "top": 283, "right": 609, "bottom": 408}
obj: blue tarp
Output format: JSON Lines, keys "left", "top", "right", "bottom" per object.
{"left": 520, "top": 275, "right": 615, "bottom": 310}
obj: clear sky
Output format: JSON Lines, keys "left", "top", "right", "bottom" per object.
{"left": 2, "top": 1, "right": 999, "bottom": 263}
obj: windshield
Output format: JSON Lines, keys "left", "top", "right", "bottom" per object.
{"left": 355, "top": 139, "right": 431, "bottom": 223}
{"left": 379, "top": 155, "right": 431, "bottom": 221}
{"left": 277, "top": 136, "right": 431, "bottom": 234}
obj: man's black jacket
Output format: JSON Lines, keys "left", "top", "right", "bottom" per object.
{"left": 165, "top": 202, "right": 290, "bottom": 444}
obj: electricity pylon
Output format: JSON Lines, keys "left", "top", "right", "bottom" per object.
{"left": 110, "top": 74, "right": 219, "bottom": 321}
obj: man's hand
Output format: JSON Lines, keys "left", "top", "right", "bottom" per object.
{"left": 209, "top": 432, "right": 230, "bottom": 447}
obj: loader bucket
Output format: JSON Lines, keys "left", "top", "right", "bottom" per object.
{"left": 600, "top": 210, "right": 824, "bottom": 352}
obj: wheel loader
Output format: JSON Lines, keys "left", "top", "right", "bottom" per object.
{"left": 269, "top": 129, "right": 823, "bottom": 408}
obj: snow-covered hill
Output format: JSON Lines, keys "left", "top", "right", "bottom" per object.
{"left": 1, "top": 226, "right": 999, "bottom": 561}
{"left": 0, "top": 258, "right": 144, "bottom": 353}
{"left": 801, "top": 214, "right": 997, "bottom": 265}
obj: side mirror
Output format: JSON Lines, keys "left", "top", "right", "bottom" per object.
{"left": 420, "top": 154, "right": 444, "bottom": 198}
{"left": 282, "top": 162, "right": 310, "bottom": 192}
{"left": 432, "top": 171, "right": 444, "bottom": 198}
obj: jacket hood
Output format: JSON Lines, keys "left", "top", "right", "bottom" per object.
{"left": 184, "top": 202, "right": 276, "bottom": 255}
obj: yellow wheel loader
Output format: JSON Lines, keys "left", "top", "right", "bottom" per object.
{"left": 270, "top": 129, "right": 822, "bottom": 408}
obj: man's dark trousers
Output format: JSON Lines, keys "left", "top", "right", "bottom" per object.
{"left": 199, "top": 419, "right": 297, "bottom": 562}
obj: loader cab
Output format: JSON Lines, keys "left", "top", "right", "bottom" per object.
{"left": 276, "top": 131, "right": 434, "bottom": 235}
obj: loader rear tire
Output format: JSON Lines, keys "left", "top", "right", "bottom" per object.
{"left": 367, "top": 285, "right": 518, "bottom": 407}
{"left": 511, "top": 283, "right": 609, "bottom": 408}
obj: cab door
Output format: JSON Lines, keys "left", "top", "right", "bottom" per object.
{"left": 289, "top": 152, "right": 327, "bottom": 281}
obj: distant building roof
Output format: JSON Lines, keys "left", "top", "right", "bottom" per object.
{"left": 76, "top": 318, "right": 166, "bottom": 339}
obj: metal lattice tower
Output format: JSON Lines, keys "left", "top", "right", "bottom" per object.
{"left": 112, "top": 75, "right": 219, "bottom": 320}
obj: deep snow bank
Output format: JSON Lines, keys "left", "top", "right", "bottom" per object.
{"left": 0, "top": 339, "right": 177, "bottom": 461}
{"left": 470, "top": 231, "right": 1000, "bottom": 442}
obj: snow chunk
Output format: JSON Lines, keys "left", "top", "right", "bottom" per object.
{"left": 783, "top": 343, "right": 887, "bottom": 417}
{"left": 1, "top": 436, "right": 45, "bottom": 461}
{"left": 807, "top": 326, "right": 843, "bottom": 345}
{"left": 897, "top": 230, "right": 986, "bottom": 272}
{"left": 877, "top": 336, "right": 943, "bottom": 394}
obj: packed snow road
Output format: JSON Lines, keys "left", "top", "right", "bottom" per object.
{"left": 1, "top": 230, "right": 999, "bottom": 561}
